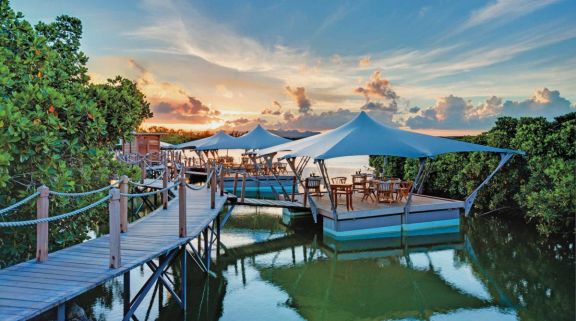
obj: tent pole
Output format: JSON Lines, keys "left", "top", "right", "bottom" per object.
{"left": 287, "top": 157, "right": 318, "bottom": 222}
{"left": 317, "top": 160, "right": 337, "bottom": 220}
{"left": 403, "top": 158, "right": 427, "bottom": 231}
{"left": 464, "top": 153, "right": 514, "bottom": 216}
{"left": 262, "top": 153, "right": 290, "bottom": 200}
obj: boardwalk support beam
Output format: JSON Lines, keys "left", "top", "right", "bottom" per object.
{"left": 123, "top": 248, "right": 178, "bottom": 321}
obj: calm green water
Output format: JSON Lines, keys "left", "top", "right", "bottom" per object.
{"left": 68, "top": 204, "right": 575, "bottom": 321}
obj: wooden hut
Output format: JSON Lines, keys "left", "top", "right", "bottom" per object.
{"left": 121, "top": 132, "right": 165, "bottom": 160}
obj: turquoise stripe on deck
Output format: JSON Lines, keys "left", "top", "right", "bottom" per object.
{"left": 324, "top": 218, "right": 460, "bottom": 240}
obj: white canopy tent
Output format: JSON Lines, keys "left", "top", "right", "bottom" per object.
{"left": 175, "top": 130, "right": 240, "bottom": 150}
{"left": 234, "top": 124, "right": 291, "bottom": 150}
{"left": 259, "top": 111, "right": 522, "bottom": 159}
{"left": 258, "top": 111, "right": 524, "bottom": 221}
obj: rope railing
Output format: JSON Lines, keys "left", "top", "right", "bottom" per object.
{"left": 0, "top": 191, "right": 41, "bottom": 217}
{"left": 0, "top": 194, "right": 112, "bottom": 228}
{"left": 0, "top": 156, "right": 226, "bottom": 267}
{"left": 128, "top": 170, "right": 166, "bottom": 187}
{"left": 49, "top": 182, "right": 119, "bottom": 197}
{"left": 185, "top": 170, "right": 214, "bottom": 191}
{"left": 119, "top": 182, "right": 178, "bottom": 198}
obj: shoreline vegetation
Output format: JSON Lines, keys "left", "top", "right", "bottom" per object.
{"left": 1, "top": 0, "right": 574, "bottom": 270}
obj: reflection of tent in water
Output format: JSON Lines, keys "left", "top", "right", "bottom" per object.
{"left": 256, "top": 234, "right": 492, "bottom": 321}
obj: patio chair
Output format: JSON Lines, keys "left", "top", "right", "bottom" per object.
{"left": 305, "top": 177, "right": 322, "bottom": 196}
{"left": 397, "top": 181, "right": 413, "bottom": 201}
{"left": 352, "top": 175, "right": 366, "bottom": 193}
{"left": 376, "top": 180, "right": 395, "bottom": 203}
{"left": 331, "top": 177, "right": 347, "bottom": 184}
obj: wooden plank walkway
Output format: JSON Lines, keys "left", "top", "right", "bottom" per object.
{"left": 0, "top": 188, "right": 228, "bottom": 321}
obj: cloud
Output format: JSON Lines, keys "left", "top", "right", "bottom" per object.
{"left": 355, "top": 71, "right": 398, "bottom": 101}
{"left": 220, "top": 117, "right": 268, "bottom": 131}
{"left": 285, "top": 86, "right": 312, "bottom": 113}
{"left": 358, "top": 56, "right": 371, "bottom": 67}
{"left": 409, "top": 106, "right": 421, "bottom": 113}
{"left": 405, "top": 88, "right": 574, "bottom": 129}
{"left": 355, "top": 71, "right": 399, "bottom": 112}
{"left": 261, "top": 101, "right": 283, "bottom": 115}
{"left": 152, "top": 96, "right": 221, "bottom": 125}
{"left": 462, "top": 0, "right": 559, "bottom": 30}
{"left": 502, "top": 88, "right": 573, "bottom": 118}
{"left": 405, "top": 95, "right": 501, "bottom": 129}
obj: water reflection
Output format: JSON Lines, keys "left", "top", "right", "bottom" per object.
{"left": 73, "top": 207, "right": 574, "bottom": 321}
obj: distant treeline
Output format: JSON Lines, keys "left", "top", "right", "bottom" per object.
{"left": 142, "top": 126, "right": 246, "bottom": 145}
{"left": 370, "top": 113, "right": 575, "bottom": 235}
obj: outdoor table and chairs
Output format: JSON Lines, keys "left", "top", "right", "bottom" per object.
{"left": 330, "top": 177, "right": 353, "bottom": 210}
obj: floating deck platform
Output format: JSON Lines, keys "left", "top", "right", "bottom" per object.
{"left": 294, "top": 193, "right": 464, "bottom": 240}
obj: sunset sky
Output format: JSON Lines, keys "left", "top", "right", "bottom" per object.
{"left": 14, "top": 0, "right": 576, "bottom": 135}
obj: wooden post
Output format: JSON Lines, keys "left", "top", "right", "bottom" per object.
{"left": 36, "top": 185, "right": 49, "bottom": 263}
{"left": 119, "top": 175, "right": 129, "bottom": 233}
{"left": 241, "top": 173, "right": 246, "bottom": 203}
{"left": 210, "top": 168, "right": 217, "bottom": 209}
{"left": 140, "top": 159, "right": 146, "bottom": 184}
{"left": 291, "top": 176, "right": 296, "bottom": 202}
{"left": 162, "top": 164, "right": 168, "bottom": 210}
{"left": 109, "top": 188, "right": 121, "bottom": 268}
{"left": 219, "top": 167, "right": 225, "bottom": 196}
{"left": 303, "top": 188, "right": 308, "bottom": 207}
{"left": 179, "top": 173, "right": 187, "bottom": 237}
{"left": 233, "top": 172, "right": 239, "bottom": 195}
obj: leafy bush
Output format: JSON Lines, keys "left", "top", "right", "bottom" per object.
{"left": 0, "top": 1, "right": 151, "bottom": 266}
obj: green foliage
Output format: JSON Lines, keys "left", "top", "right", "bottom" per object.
{"left": 144, "top": 126, "right": 213, "bottom": 145}
{"left": 370, "top": 113, "right": 576, "bottom": 236}
{"left": 0, "top": 1, "right": 151, "bottom": 266}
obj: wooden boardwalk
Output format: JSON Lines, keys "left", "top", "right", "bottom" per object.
{"left": 0, "top": 188, "right": 228, "bottom": 321}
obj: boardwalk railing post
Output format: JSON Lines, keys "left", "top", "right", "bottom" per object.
{"left": 162, "top": 164, "right": 168, "bottom": 210}
{"left": 140, "top": 158, "right": 146, "bottom": 184}
{"left": 120, "top": 175, "right": 129, "bottom": 233}
{"left": 241, "top": 173, "right": 246, "bottom": 203}
{"left": 36, "top": 185, "right": 49, "bottom": 263}
{"left": 233, "top": 172, "right": 239, "bottom": 195}
{"left": 210, "top": 169, "right": 217, "bottom": 209}
{"left": 291, "top": 176, "right": 296, "bottom": 202}
{"left": 179, "top": 173, "right": 187, "bottom": 237}
{"left": 109, "top": 188, "right": 121, "bottom": 268}
{"left": 219, "top": 167, "right": 225, "bottom": 197}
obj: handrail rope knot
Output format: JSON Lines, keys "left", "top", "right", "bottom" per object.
{"left": 0, "top": 194, "right": 112, "bottom": 228}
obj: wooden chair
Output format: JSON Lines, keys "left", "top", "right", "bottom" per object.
{"left": 376, "top": 180, "right": 395, "bottom": 203}
{"left": 397, "top": 181, "right": 413, "bottom": 201}
{"left": 305, "top": 177, "right": 322, "bottom": 196}
{"left": 331, "top": 177, "right": 347, "bottom": 184}
{"left": 352, "top": 175, "right": 366, "bottom": 193}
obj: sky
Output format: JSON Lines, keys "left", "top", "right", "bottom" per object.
{"left": 13, "top": 0, "right": 576, "bottom": 135}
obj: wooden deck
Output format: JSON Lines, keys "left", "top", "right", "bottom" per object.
{"left": 296, "top": 193, "right": 464, "bottom": 219}
{"left": 0, "top": 188, "right": 228, "bottom": 321}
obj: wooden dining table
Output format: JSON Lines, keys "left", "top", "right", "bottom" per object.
{"left": 330, "top": 183, "right": 354, "bottom": 211}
